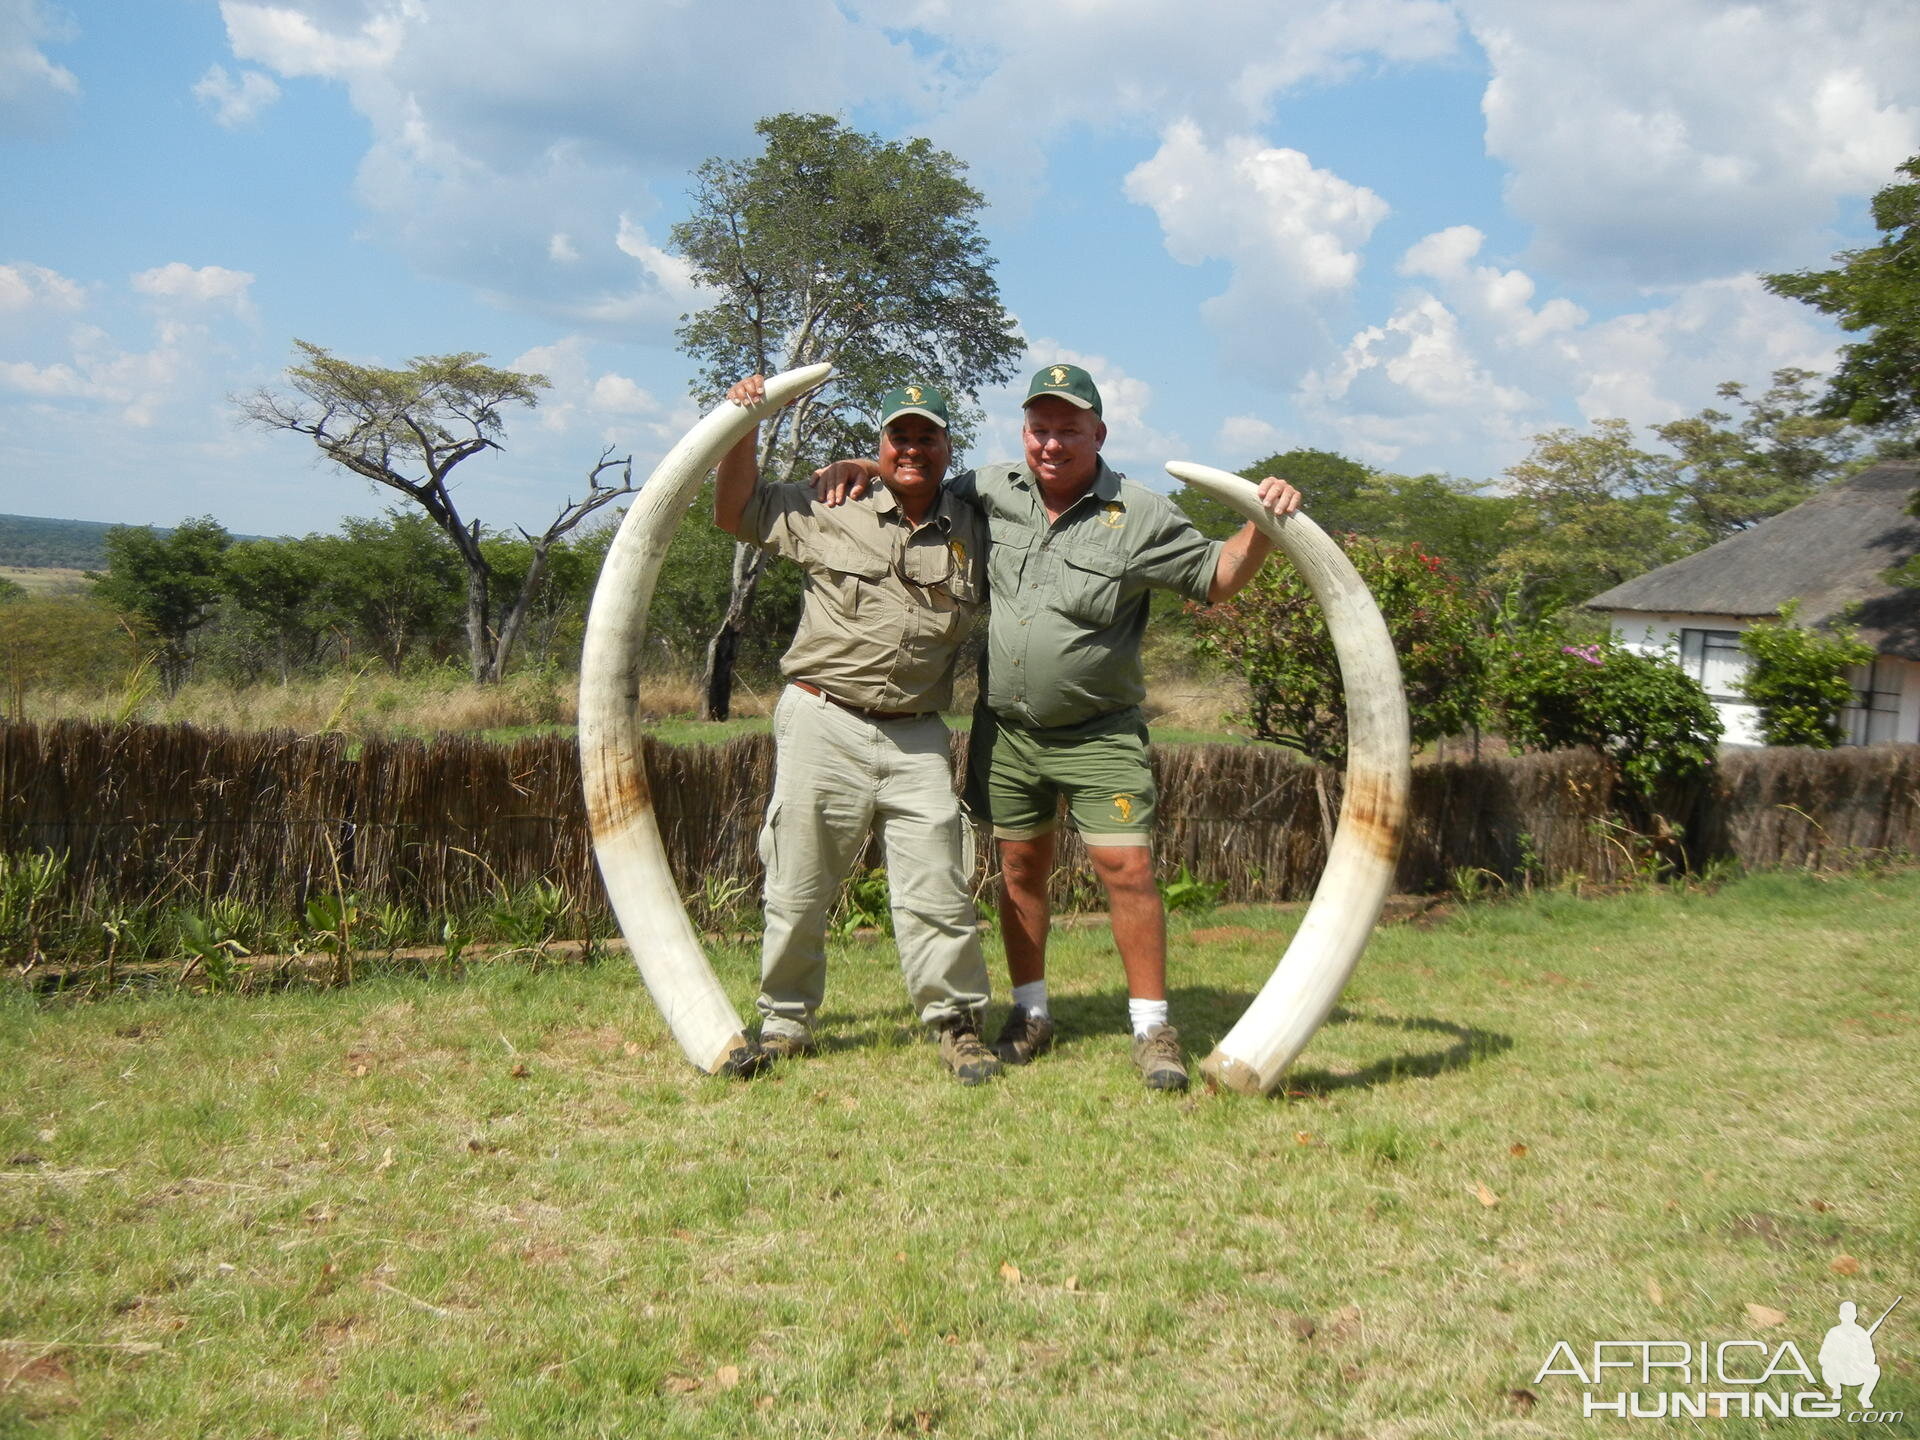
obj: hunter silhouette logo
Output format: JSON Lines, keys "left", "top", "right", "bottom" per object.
{"left": 1532, "top": 1293, "right": 1904, "bottom": 1423}
{"left": 1111, "top": 793, "right": 1135, "bottom": 823}
{"left": 1048, "top": 366, "right": 1071, "bottom": 386}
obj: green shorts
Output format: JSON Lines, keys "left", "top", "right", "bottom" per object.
{"left": 966, "top": 707, "right": 1155, "bottom": 847}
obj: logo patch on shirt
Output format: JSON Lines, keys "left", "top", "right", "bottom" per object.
{"left": 949, "top": 538, "right": 968, "bottom": 568}
{"left": 1097, "top": 501, "right": 1125, "bottom": 529}
{"left": 1111, "top": 793, "right": 1136, "bottom": 823}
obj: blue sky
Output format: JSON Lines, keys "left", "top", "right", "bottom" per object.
{"left": 2, "top": 0, "right": 1916, "bottom": 540}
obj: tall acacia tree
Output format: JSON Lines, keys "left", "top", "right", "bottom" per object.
{"left": 240, "top": 341, "right": 634, "bottom": 683}
{"left": 1765, "top": 152, "right": 1920, "bottom": 433}
{"left": 672, "top": 112, "right": 1024, "bottom": 719}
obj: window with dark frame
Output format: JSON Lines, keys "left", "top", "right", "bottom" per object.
{"left": 1678, "top": 627, "right": 1747, "bottom": 700}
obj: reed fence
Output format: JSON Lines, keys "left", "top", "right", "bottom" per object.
{"left": 2, "top": 720, "right": 1916, "bottom": 918}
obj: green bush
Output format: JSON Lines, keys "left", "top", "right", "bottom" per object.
{"left": 1492, "top": 631, "right": 1721, "bottom": 794}
{"left": 1736, "top": 604, "right": 1874, "bottom": 747}
{"left": 1191, "top": 537, "right": 1489, "bottom": 763}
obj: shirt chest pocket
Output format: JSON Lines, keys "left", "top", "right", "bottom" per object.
{"left": 809, "top": 542, "right": 891, "bottom": 617}
{"left": 1053, "top": 545, "right": 1127, "bottom": 628}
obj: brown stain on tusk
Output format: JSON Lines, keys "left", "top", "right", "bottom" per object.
{"left": 582, "top": 751, "right": 655, "bottom": 833}
{"left": 1334, "top": 767, "right": 1409, "bottom": 866}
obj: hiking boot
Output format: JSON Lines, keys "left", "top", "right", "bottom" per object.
{"left": 937, "top": 1019, "right": 1003, "bottom": 1086}
{"left": 720, "top": 1038, "right": 771, "bottom": 1080}
{"left": 994, "top": 1005, "right": 1055, "bottom": 1065}
{"left": 757, "top": 1027, "right": 817, "bottom": 1063}
{"left": 1130, "top": 1024, "right": 1189, "bottom": 1092}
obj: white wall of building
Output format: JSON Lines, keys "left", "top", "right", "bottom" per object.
{"left": 1604, "top": 610, "right": 1920, "bottom": 747}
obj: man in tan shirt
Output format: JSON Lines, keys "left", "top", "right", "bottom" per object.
{"left": 715, "top": 374, "right": 1002, "bottom": 1084}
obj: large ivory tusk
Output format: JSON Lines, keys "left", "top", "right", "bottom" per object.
{"left": 1165, "top": 462, "right": 1411, "bottom": 1096}
{"left": 580, "top": 363, "right": 835, "bottom": 1075}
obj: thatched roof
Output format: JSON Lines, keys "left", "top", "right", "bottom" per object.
{"left": 1585, "top": 461, "right": 1920, "bottom": 660}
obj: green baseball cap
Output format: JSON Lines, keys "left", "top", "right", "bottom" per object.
{"left": 879, "top": 383, "right": 950, "bottom": 430}
{"left": 1022, "top": 362, "right": 1102, "bottom": 416}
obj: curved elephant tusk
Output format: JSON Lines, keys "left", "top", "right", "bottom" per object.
{"left": 580, "top": 363, "right": 835, "bottom": 1075}
{"left": 1165, "top": 462, "right": 1412, "bottom": 1096}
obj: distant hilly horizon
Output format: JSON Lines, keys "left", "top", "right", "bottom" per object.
{"left": 0, "top": 513, "right": 262, "bottom": 571}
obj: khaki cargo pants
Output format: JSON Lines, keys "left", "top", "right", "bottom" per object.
{"left": 757, "top": 684, "right": 989, "bottom": 1038}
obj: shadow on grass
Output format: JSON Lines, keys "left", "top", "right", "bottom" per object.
{"left": 1042, "top": 987, "right": 1511, "bottom": 1097}
{"left": 766, "top": 984, "right": 1512, "bottom": 1097}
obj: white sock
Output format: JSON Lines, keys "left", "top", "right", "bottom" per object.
{"left": 1129, "top": 998, "right": 1169, "bottom": 1038}
{"left": 1012, "top": 980, "right": 1049, "bottom": 1018}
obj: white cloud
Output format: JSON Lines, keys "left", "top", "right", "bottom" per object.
{"left": 1461, "top": 0, "right": 1920, "bottom": 283}
{"left": 1300, "top": 233, "right": 1840, "bottom": 476}
{"left": 0, "top": 0, "right": 78, "bottom": 136}
{"left": 589, "top": 374, "right": 657, "bottom": 414}
{"left": 863, "top": 0, "right": 1461, "bottom": 202}
{"left": 0, "top": 261, "right": 86, "bottom": 313}
{"left": 220, "top": 1, "right": 408, "bottom": 80}
{"left": 215, "top": 0, "right": 916, "bottom": 333}
{"left": 192, "top": 64, "right": 281, "bottom": 126}
{"left": 1215, "top": 414, "right": 1294, "bottom": 462}
{"left": 1398, "top": 224, "right": 1586, "bottom": 347}
{"left": 132, "top": 263, "right": 257, "bottom": 313}
{"left": 1125, "top": 122, "right": 1389, "bottom": 375}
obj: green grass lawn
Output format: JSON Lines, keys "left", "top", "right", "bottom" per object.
{"left": 3, "top": 871, "right": 1915, "bottom": 1438}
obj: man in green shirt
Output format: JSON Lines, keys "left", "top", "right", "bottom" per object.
{"left": 819, "top": 363, "right": 1300, "bottom": 1090}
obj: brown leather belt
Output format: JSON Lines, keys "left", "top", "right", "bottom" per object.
{"left": 791, "top": 680, "right": 921, "bottom": 723}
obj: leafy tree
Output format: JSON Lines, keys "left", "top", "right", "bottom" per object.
{"left": 1494, "top": 420, "right": 1694, "bottom": 615}
{"left": 313, "top": 513, "right": 467, "bottom": 674}
{"left": 89, "top": 516, "right": 232, "bottom": 689}
{"left": 1653, "top": 368, "right": 1885, "bottom": 542}
{"left": 1191, "top": 537, "right": 1489, "bottom": 763}
{"left": 239, "top": 341, "right": 634, "bottom": 683}
{"left": 1764, "top": 152, "right": 1920, "bottom": 432}
{"left": 220, "top": 537, "right": 331, "bottom": 683}
{"left": 672, "top": 112, "right": 1024, "bottom": 718}
{"left": 1490, "top": 631, "right": 1721, "bottom": 796}
{"left": 1735, "top": 603, "right": 1875, "bottom": 748}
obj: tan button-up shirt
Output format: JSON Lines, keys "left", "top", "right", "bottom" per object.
{"left": 738, "top": 480, "right": 987, "bottom": 714}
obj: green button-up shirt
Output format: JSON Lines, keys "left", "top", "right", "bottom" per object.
{"left": 950, "top": 460, "right": 1222, "bottom": 730}
{"left": 739, "top": 479, "right": 986, "bottom": 714}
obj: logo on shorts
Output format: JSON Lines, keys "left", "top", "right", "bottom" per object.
{"left": 1111, "top": 793, "right": 1135, "bottom": 823}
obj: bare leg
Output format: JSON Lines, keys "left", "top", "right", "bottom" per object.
{"left": 1086, "top": 844, "right": 1165, "bottom": 999}
{"left": 997, "top": 833, "right": 1055, "bottom": 987}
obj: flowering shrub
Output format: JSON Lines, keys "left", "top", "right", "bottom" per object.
{"left": 1492, "top": 631, "right": 1721, "bottom": 794}
{"left": 1191, "top": 537, "right": 1488, "bottom": 764}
